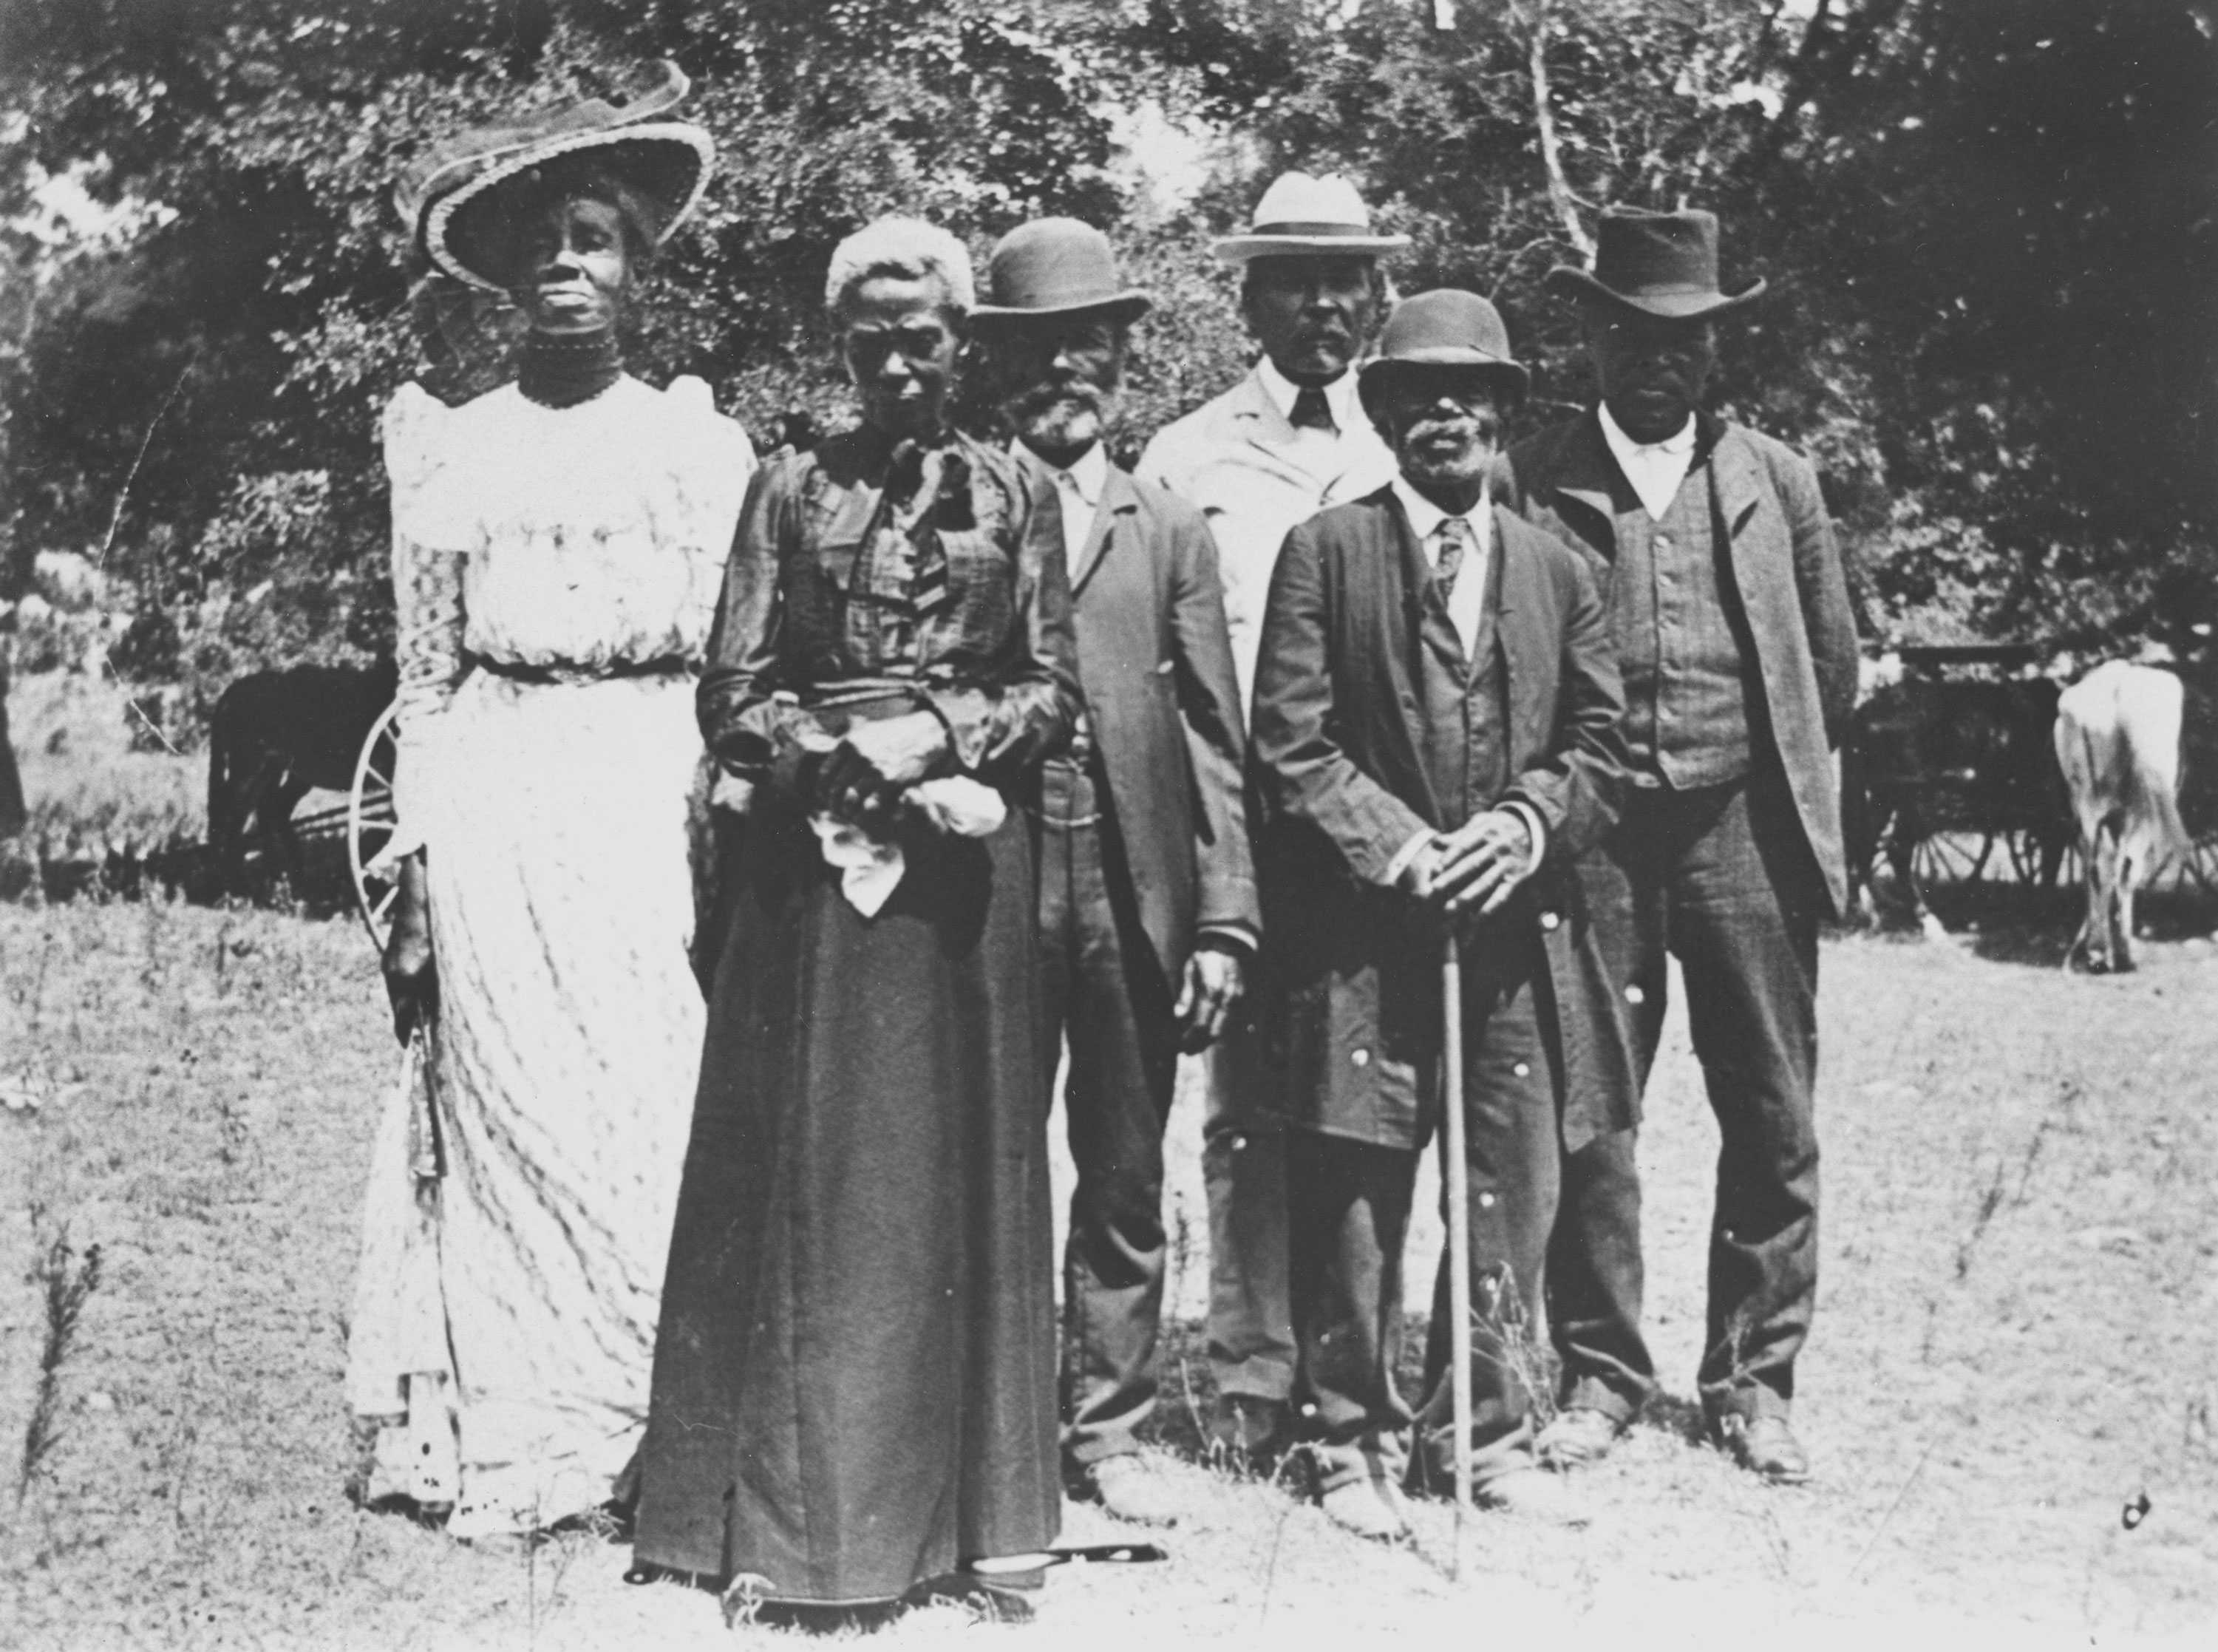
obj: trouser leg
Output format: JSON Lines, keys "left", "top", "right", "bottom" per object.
{"left": 1057, "top": 788, "right": 1183, "bottom": 1466}
{"left": 1286, "top": 1130, "right": 1412, "bottom": 1493}
{"left": 1546, "top": 825, "right": 1667, "bottom": 1418}
{"left": 1669, "top": 771, "right": 1822, "bottom": 1422}
{"left": 1202, "top": 1030, "right": 1295, "bottom": 1403}
{"left": 1412, "top": 951, "right": 1562, "bottom": 1491}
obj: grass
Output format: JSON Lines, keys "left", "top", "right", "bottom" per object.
{"left": 1, "top": 895, "right": 2215, "bottom": 1648}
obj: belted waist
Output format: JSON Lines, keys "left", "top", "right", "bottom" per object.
{"left": 469, "top": 652, "right": 690, "bottom": 686}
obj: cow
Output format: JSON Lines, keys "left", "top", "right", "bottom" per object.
{"left": 205, "top": 659, "right": 396, "bottom": 892}
{"left": 2052, "top": 659, "right": 2191, "bottom": 972}
{"left": 1843, "top": 674, "right": 2070, "bottom": 926}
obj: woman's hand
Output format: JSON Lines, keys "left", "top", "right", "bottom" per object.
{"left": 381, "top": 854, "right": 437, "bottom": 1044}
{"left": 816, "top": 712, "right": 950, "bottom": 826}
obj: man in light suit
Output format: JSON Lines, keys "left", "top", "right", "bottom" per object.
{"left": 974, "top": 219, "right": 1259, "bottom": 1525}
{"left": 1134, "top": 172, "right": 1404, "bottom": 1456}
{"left": 1497, "top": 208, "right": 1860, "bottom": 1484}
{"left": 1250, "top": 290, "right": 1630, "bottom": 1536}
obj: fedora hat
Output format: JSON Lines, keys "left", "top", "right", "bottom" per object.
{"left": 1211, "top": 171, "right": 1411, "bottom": 265}
{"left": 971, "top": 218, "right": 1151, "bottom": 327}
{"left": 1546, "top": 206, "right": 1765, "bottom": 320}
{"left": 1358, "top": 289, "right": 1529, "bottom": 412}
{"left": 397, "top": 61, "right": 715, "bottom": 291}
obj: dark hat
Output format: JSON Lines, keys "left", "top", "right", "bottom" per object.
{"left": 1546, "top": 206, "right": 1766, "bottom": 320}
{"left": 395, "top": 61, "right": 715, "bottom": 291}
{"left": 1358, "top": 289, "right": 1530, "bottom": 410}
{"left": 972, "top": 218, "right": 1151, "bottom": 326}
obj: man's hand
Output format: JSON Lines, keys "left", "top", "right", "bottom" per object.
{"left": 381, "top": 854, "right": 436, "bottom": 1044}
{"left": 816, "top": 712, "right": 950, "bottom": 825}
{"left": 1419, "top": 809, "right": 1537, "bottom": 916}
{"left": 1174, "top": 942, "right": 1247, "bottom": 1053}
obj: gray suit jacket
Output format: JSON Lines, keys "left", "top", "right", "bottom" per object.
{"left": 1497, "top": 411, "right": 1860, "bottom": 916}
{"left": 1040, "top": 457, "right": 1260, "bottom": 980}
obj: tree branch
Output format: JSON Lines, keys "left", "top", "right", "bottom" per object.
{"left": 1519, "top": 0, "right": 1593, "bottom": 261}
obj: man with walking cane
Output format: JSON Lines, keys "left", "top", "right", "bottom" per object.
{"left": 1249, "top": 291, "right": 1633, "bottom": 1539}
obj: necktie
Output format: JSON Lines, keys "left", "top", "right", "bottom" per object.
{"left": 1290, "top": 386, "right": 1336, "bottom": 433}
{"left": 1434, "top": 516, "right": 1472, "bottom": 604}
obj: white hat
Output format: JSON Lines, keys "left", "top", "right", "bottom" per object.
{"left": 1211, "top": 171, "right": 1412, "bottom": 265}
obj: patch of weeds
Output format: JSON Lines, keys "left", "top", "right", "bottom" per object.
{"left": 16, "top": 1211, "right": 104, "bottom": 1503}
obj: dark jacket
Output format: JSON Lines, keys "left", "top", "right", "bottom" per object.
{"left": 1495, "top": 411, "right": 1860, "bottom": 916}
{"left": 1248, "top": 487, "right": 1636, "bottom": 1152}
{"left": 1044, "top": 458, "right": 1260, "bottom": 979}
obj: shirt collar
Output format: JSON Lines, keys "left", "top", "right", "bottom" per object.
{"left": 1597, "top": 400, "right": 1697, "bottom": 461}
{"left": 1257, "top": 356, "right": 1361, "bottom": 434}
{"left": 1390, "top": 475, "right": 1489, "bottom": 548}
{"left": 1013, "top": 438, "right": 1110, "bottom": 511}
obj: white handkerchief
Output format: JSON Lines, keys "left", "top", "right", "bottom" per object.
{"left": 811, "top": 777, "right": 1007, "bottom": 916}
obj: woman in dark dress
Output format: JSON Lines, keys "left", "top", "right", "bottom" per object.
{"left": 633, "top": 216, "right": 1080, "bottom": 1614}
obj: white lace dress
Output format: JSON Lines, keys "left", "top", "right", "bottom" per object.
{"left": 345, "top": 374, "right": 754, "bottom": 1537}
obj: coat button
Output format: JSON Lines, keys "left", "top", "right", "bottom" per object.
{"left": 1540, "top": 911, "right": 1561, "bottom": 931}
{"left": 1625, "top": 984, "right": 1645, "bottom": 1005}
{"left": 1350, "top": 1048, "right": 1370, "bottom": 1068}
{"left": 1514, "top": 1061, "right": 1531, "bottom": 1078}
{"left": 1478, "top": 1192, "right": 1497, "bottom": 1209}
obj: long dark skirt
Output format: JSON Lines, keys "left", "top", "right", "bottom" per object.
{"left": 633, "top": 801, "right": 1060, "bottom": 1605}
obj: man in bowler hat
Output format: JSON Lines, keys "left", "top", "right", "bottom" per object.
{"left": 1135, "top": 171, "right": 1404, "bottom": 1458}
{"left": 1250, "top": 290, "right": 1630, "bottom": 1536}
{"left": 972, "top": 219, "right": 1259, "bottom": 1525}
{"left": 1497, "top": 207, "right": 1859, "bottom": 1483}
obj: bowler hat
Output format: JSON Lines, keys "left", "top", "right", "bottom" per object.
{"left": 397, "top": 61, "right": 715, "bottom": 291}
{"left": 1212, "top": 171, "right": 1411, "bottom": 265}
{"left": 1358, "top": 289, "right": 1530, "bottom": 412}
{"left": 971, "top": 218, "right": 1152, "bottom": 326}
{"left": 1547, "top": 206, "right": 1765, "bottom": 320}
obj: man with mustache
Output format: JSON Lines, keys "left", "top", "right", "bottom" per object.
{"left": 1496, "top": 208, "right": 1858, "bottom": 1484}
{"left": 1134, "top": 171, "right": 1403, "bottom": 1462}
{"left": 1249, "top": 291, "right": 1630, "bottom": 1536}
{"left": 973, "top": 219, "right": 1257, "bottom": 1526}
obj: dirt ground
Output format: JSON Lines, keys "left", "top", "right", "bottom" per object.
{"left": 2, "top": 893, "right": 2215, "bottom": 1650}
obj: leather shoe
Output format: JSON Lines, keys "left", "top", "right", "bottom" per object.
{"left": 1535, "top": 1407, "right": 1625, "bottom": 1470}
{"left": 1717, "top": 1413, "right": 1810, "bottom": 1484}
{"left": 1474, "top": 1466, "right": 1590, "bottom": 1526}
{"left": 1319, "top": 1480, "right": 1410, "bottom": 1542}
{"left": 1078, "top": 1454, "right": 1183, "bottom": 1527}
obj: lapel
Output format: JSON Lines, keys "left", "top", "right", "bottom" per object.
{"left": 1491, "top": 505, "right": 1543, "bottom": 744}
{"left": 1545, "top": 410, "right": 1627, "bottom": 554}
{"left": 1231, "top": 363, "right": 1353, "bottom": 494}
{"left": 1070, "top": 464, "right": 1137, "bottom": 596}
{"left": 1375, "top": 490, "right": 1446, "bottom": 823}
{"left": 1703, "top": 417, "right": 1767, "bottom": 557}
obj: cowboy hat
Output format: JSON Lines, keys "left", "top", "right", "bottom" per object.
{"left": 970, "top": 218, "right": 1151, "bottom": 327}
{"left": 396, "top": 61, "right": 715, "bottom": 291}
{"left": 1211, "top": 171, "right": 1411, "bottom": 265}
{"left": 1358, "top": 288, "right": 1529, "bottom": 412}
{"left": 1546, "top": 206, "right": 1765, "bottom": 320}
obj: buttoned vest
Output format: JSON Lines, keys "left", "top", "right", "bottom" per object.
{"left": 1415, "top": 534, "right": 1511, "bottom": 827}
{"left": 1608, "top": 453, "right": 1756, "bottom": 786}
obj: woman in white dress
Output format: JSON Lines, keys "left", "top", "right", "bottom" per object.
{"left": 344, "top": 67, "right": 755, "bottom": 1539}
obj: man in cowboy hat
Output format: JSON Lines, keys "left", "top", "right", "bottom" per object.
{"left": 972, "top": 218, "right": 1258, "bottom": 1526}
{"left": 1496, "top": 207, "right": 1858, "bottom": 1484}
{"left": 1250, "top": 290, "right": 1630, "bottom": 1537}
{"left": 1134, "top": 171, "right": 1404, "bottom": 1459}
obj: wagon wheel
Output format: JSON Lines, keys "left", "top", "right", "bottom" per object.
{"left": 2177, "top": 832, "right": 2218, "bottom": 897}
{"left": 2004, "top": 826, "right": 2070, "bottom": 889}
{"left": 349, "top": 701, "right": 402, "bottom": 951}
{"left": 1911, "top": 829, "right": 1990, "bottom": 890}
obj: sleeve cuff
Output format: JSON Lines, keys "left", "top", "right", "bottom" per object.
{"left": 1383, "top": 826, "right": 1436, "bottom": 888}
{"left": 1502, "top": 800, "right": 1548, "bottom": 867}
{"left": 1195, "top": 921, "right": 1259, "bottom": 959}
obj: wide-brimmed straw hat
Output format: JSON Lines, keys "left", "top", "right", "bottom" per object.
{"left": 1211, "top": 171, "right": 1410, "bottom": 265}
{"left": 395, "top": 61, "right": 715, "bottom": 291}
{"left": 1358, "top": 289, "right": 1529, "bottom": 412}
{"left": 1546, "top": 206, "right": 1766, "bottom": 320}
{"left": 971, "top": 218, "right": 1152, "bottom": 327}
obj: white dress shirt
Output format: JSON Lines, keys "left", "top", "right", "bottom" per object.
{"left": 1379, "top": 479, "right": 1546, "bottom": 887}
{"left": 1018, "top": 438, "right": 1110, "bottom": 565}
{"left": 1598, "top": 401, "right": 1698, "bottom": 521}
{"left": 1257, "top": 356, "right": 1364, "bottom": 456}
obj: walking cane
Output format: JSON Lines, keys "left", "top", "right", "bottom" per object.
{"left": 1440, "top": 927, "right": 1474, "bottom": 1576}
